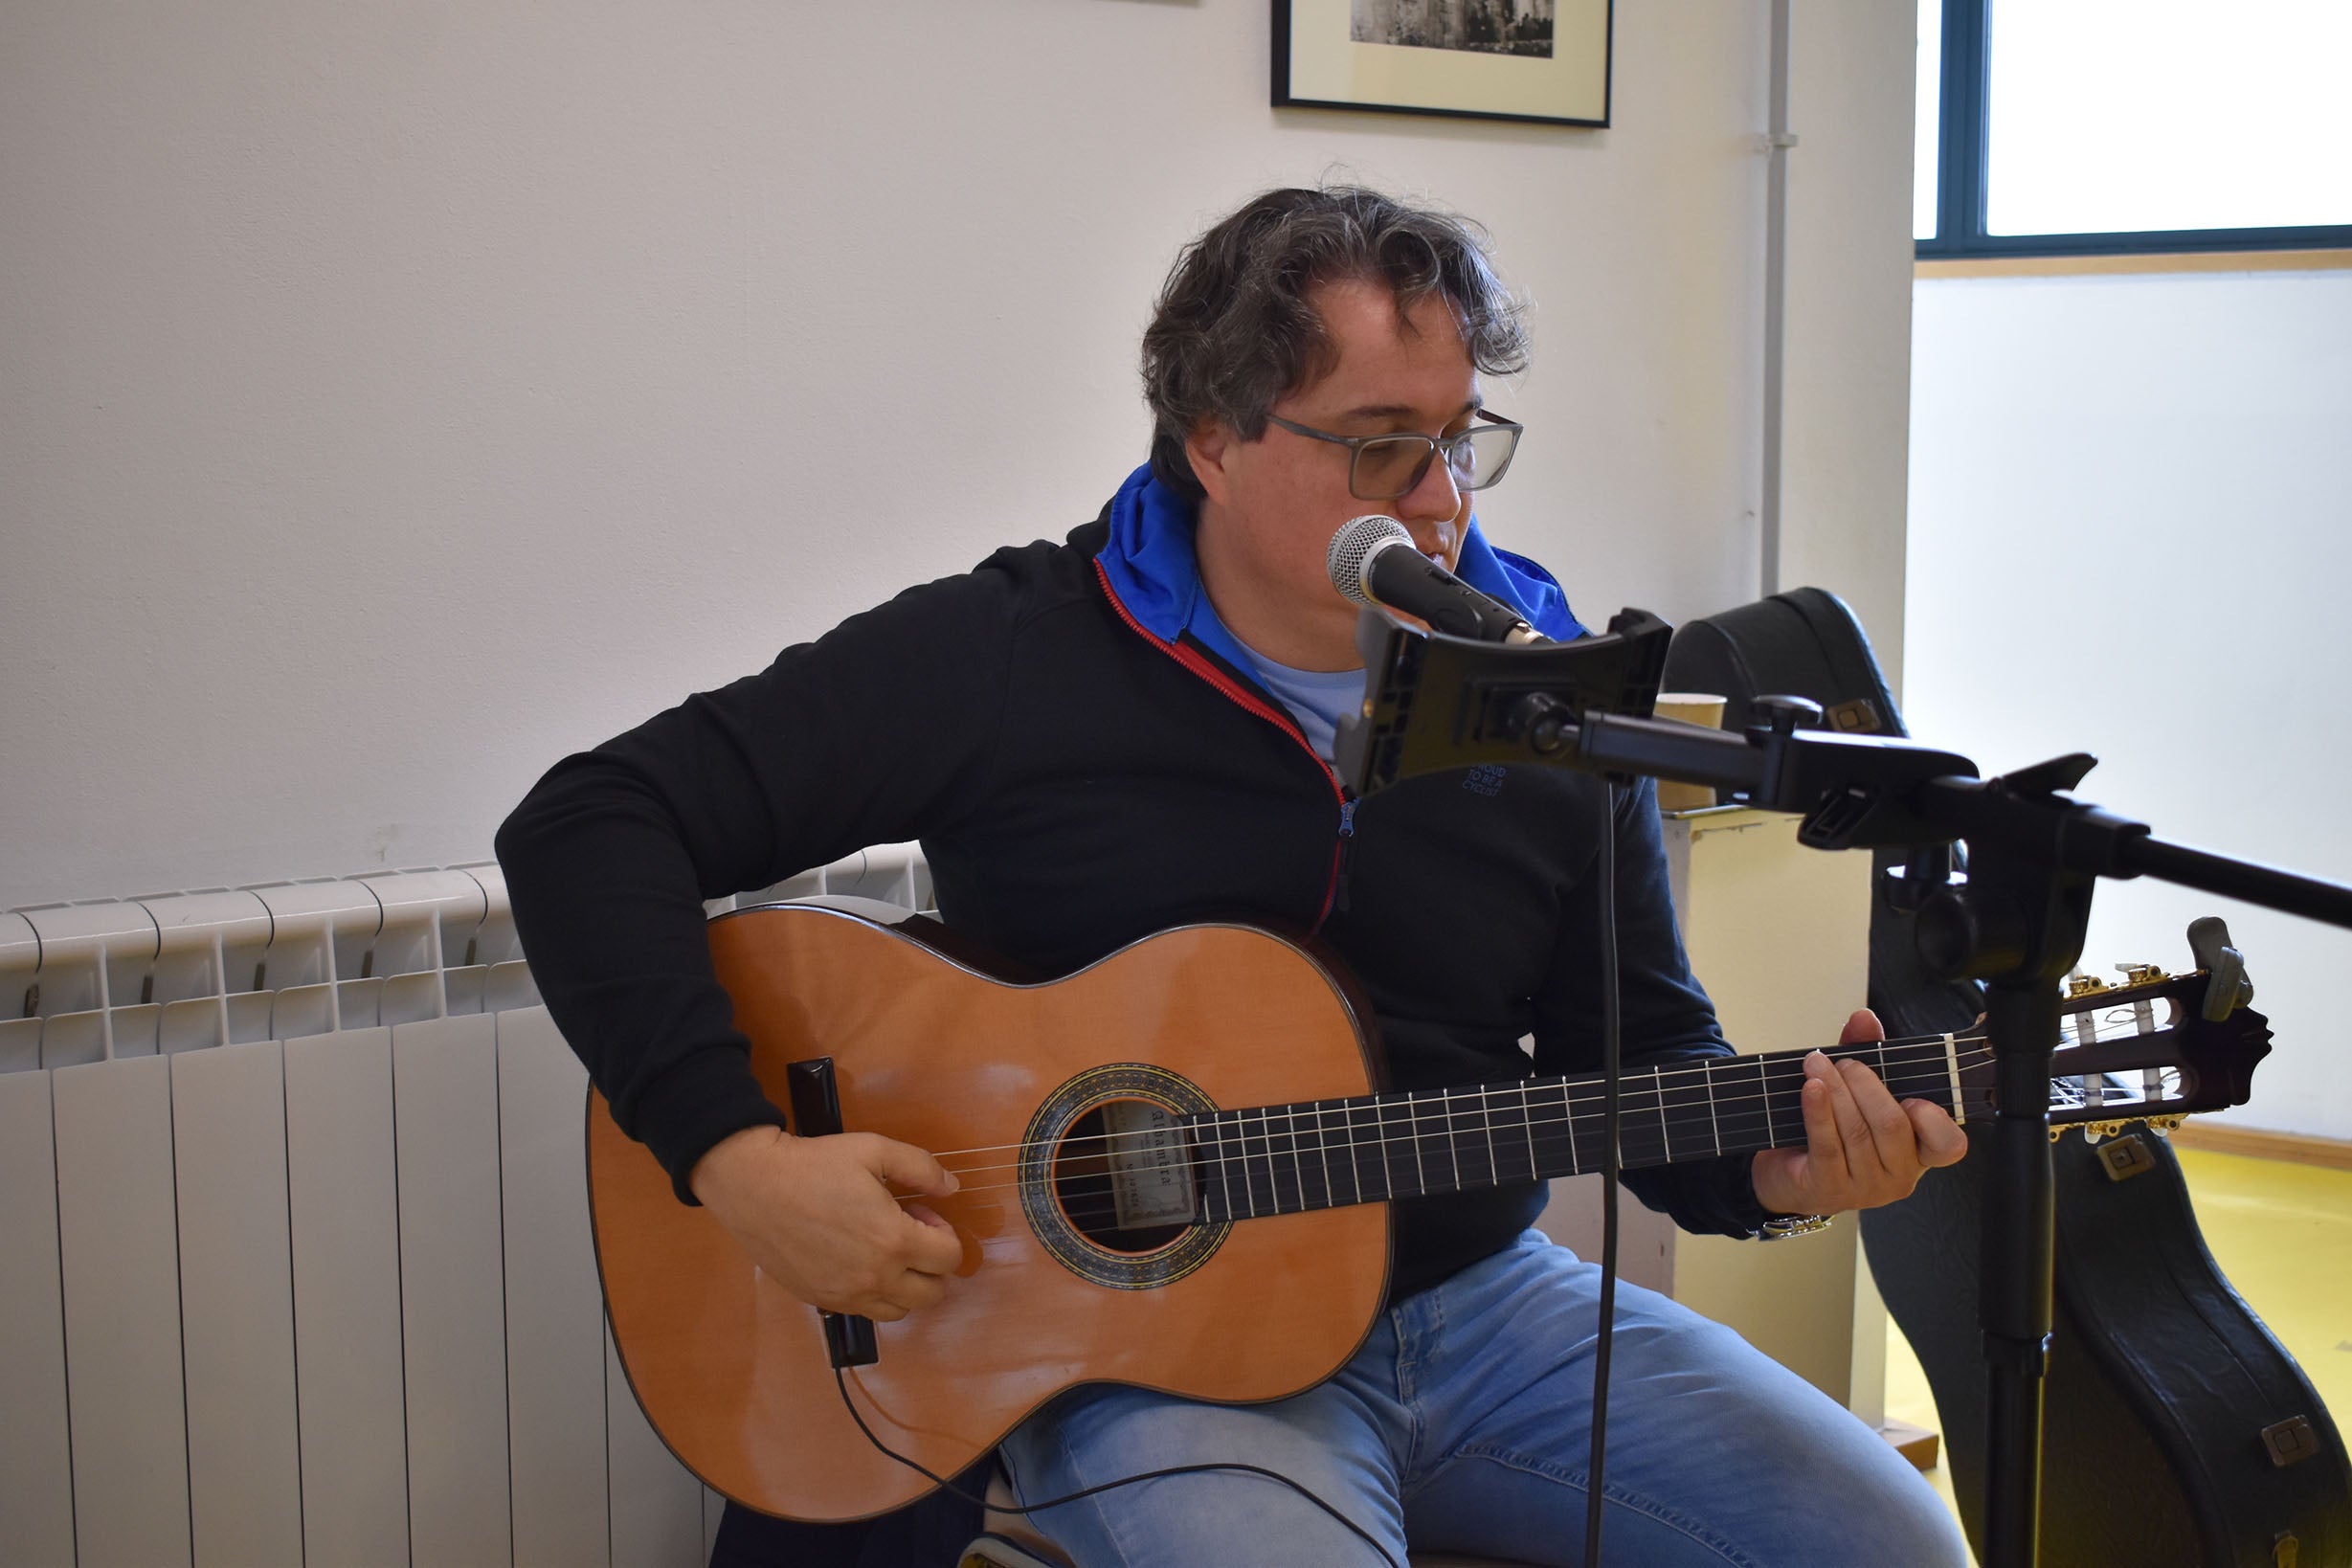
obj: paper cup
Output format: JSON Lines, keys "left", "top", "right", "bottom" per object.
{"left": 1652, "top": 692, "right": 1728, "bottom": 812}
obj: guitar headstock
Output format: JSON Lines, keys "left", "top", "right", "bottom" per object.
{"left": 1944, "top": 960, "right": 2272, "bottom": 1137}
{"left": 2041, "top": 965, "right": 2271, "bottom": 1136}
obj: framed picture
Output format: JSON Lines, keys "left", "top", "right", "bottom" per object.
{"left": 1273, "top": 0, "right": 1612, "bottom": 128}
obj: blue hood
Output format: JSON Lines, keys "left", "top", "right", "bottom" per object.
{"left": 1095, "top": 463, "right": 1586, "bottom": 672}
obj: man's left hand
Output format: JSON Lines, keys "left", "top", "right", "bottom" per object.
{"left": 1749, "top": 1008, "right": 1968, "bottom": 1218}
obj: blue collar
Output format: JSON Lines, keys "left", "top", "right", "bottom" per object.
{"left": 1095, "top": 463, "right": 1585, "bottom": 671}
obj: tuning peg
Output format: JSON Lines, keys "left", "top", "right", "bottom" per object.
{"left": 2187, "top": 915, "right": 2255, "bottom": 1021}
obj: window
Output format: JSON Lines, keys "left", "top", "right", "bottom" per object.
{"left": 1916, "top": 0, "right": 2352, "bottom": 258}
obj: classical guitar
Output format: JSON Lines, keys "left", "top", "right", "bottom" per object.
{"left": 586, "top": 901, "right": 2271, "bottom": 1523}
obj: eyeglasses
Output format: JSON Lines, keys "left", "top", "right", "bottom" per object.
{"left": 1264, "top": 408, "right": 1525, "bottom": 501}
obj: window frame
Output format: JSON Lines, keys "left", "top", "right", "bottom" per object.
{"left": 1917, "top": 0, "right": 2352, "bottom": 260}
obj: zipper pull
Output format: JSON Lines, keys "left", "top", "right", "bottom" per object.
{"left": 1334, "top": 797, "right": 1359, "bottom": 913}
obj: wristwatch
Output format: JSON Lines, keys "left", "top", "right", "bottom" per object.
{"left": 1758, "top": 1212, "right": 1834, "bottom": 1240}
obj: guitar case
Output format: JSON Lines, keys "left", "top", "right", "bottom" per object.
{"left": 1658, "top": 585, "right": 1982, "bottom": 1045}
{"left": 1663, "top": 587, "right": 2352, "bottom": 1568}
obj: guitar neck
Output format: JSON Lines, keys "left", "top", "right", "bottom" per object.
{"left": 1185, "top": 1032, "right": 1982, "bottom": 1222}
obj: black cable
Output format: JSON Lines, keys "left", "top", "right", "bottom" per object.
{"left": 1582, "top": 778, "right": 1623, "bottom": 1567}
{"left": 832, "top": 1367, "right": 1402, "bottom": 1568}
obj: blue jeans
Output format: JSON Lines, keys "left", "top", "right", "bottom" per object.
{"left": 998, "top": 1230, "right": 1967, "bottom": 1567}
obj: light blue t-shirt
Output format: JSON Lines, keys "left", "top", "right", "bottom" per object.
{"left": 1232, "top": 642, "right": 1367, "bottom": 766}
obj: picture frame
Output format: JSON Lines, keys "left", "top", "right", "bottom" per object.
{"left": 1273, "top": 0, "right": 1612, "bottom": 128}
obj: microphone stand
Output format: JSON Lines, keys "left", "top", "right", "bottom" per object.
{"left": 1335, "top": 608, "right": 2352, "bottom": 1568}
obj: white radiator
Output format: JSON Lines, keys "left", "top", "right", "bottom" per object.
{"left": 0, "top": 846, "right": 929, "bottom": 1568}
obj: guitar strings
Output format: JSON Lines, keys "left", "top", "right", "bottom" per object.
{"left": 908, "top": 1006, "right": 2172, "bottom": 1170}
{"left": 907, "top": 1079, "right": 2015, "bottom": 1210}
{"left": 1025, "top": 1062, "right": 2193, "bottom": 1229}
{"left": 911, "top": 1044, "right": 2175, "bottom": 1203}
{"left": 915, "top": 1035, "right": 1989, "bottom": 1170}
{"left": 899, "top": 1044, "right": 2165, "bottom": 1223}
{"left": 914, "top": 1042, "right": 2179, "bottom": 1221}
{"left": 904, "top": 1081, "right": 2013, "bottom": 1226}
{"left": 927, "top": 1048, "right": 1994, "bottom": 1184}
{"left": 912, "top": 1038, "right": 2046, "bottom": 1189}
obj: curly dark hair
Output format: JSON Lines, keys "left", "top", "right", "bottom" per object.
{"left": 1141, "top": 186, "right": 1530, "bottom": 501}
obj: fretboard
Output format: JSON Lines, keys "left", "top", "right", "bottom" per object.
{"left": 1184, "top": 1033, "right": 1982, "bottom": 1224}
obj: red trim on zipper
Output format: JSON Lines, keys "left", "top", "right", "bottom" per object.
{"left": 1093, "top": 558, "right": 1353, "bottom": 928}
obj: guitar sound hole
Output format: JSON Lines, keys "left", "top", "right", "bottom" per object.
{"left": 1051, "top": 1099, "right": 1198, "bottom": 1255}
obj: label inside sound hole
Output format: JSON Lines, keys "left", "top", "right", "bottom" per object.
{"left": 1103, "top": 1100, "right": 1196, "bottom": 1229}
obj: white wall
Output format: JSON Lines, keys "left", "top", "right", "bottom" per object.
{"left": 1780, "top": 0, "right": 1921, "bottom": 696}
{"left": 2, "top": 0, "right": 1915, "bottom": 911}
{"left": 1907, "top": 267, "right": 2352, "bottom": 1141}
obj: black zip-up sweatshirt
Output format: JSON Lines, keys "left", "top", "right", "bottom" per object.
{"left": 497, "top": 511, "right": 1772, "bottom": 1303}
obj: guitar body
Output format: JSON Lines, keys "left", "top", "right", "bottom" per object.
{"left": 588, "top": 904, "right": 1391, "bottom": 1522}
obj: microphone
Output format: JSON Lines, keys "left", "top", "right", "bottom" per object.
{"left": 1325, "top": 514, "right": 1546, "bottom": 645}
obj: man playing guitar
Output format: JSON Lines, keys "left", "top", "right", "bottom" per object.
{"left": 500, "top": 186, "right": 1971, "bottom": 1566}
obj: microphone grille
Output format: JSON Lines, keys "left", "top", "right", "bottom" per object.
{"left": 1326, "top": 514, "right": 1413, "bottom": 606}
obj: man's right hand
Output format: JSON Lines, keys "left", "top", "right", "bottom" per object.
{"left": 687, "top": 1125, "right": 965, "bottom": 1321}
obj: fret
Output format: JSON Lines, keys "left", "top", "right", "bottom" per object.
{"left": 1262, "top": 1107, "right": 1300, "bottom": 1216}
{"left": 1611, "top": 1070, "right": 1670, "bottom": 1172}
{"left": 1186, "top": 1116, "right": 1213, "bottom": 1224}
{"left": 1356, "top": 1097, "right": 1390, "bottom": 1201}
{"left": 1308, "top": 1100, "right": 1335, "bottom": 1211}
{"left": 1945, "top": 1035, "right": 1965, "bottom": 1125}
{"left": 1704, "top": 1058, "right": 1723, "bottom": 1155}
{"left": 1656, "top": 1064, "right": 1715, "bottom": 1165}
{"left": 1217, "top": 1112, "right": 1244, "bottom": 1221}
{"left": 1198, "top": 1112, "right": 1235, "bottom": 1224}
{"left": 1692, "top": 1055, "right": 1769, "bottom": 1158}
{"left": 1187, "top": 1113, "right": 1209, "bottom": 1225}
{"left": 1348, "top": 1097, "right": 1373, "bottom": 1198}
{"left": 1273, "top": 1105, "right": 1301, "bottom": 1213}
{"left": 1279, "top": 1105, "right": 1305, "bottom": 1215}
{"left": 1307, "top": 1104, "right": 1332, "bottom": 1211}
{"left": 1533, "top": 1081, "right": 1589, "bottom": 1175}
{"left": 1479, "top": 1085, "right": 1501, "bottom": 1186}
{"left": 1220, "top": 1109, "right": 1243, "bottom": 1220}
{"left": 1478, "top": 1085, "right": 1507, "bottom": 1184}
{"left": 1243, "top": 1109, "right": 1267, "bottom": 1218}
{"left": 1486, "top": 1083, "right": 1533, "bottom": 1185}
{"left": 1328, "top": 1099, "right": 1355, "bottom": 1207}
{"left": 1271, "top": 1104, "right": 1302, "bottom": 1213}
{"left": 1522, "top": 1081, "right": 1541, "bottom": 1181}
{"left": 1559, "top": 1077, "right": 1604, "bottom": 1177}
{"left": 1771, "top": 1053, "right": 1812, "bottom": 1152}
{"left": 1377, "top": 1092, "right": 1406, "bottom": 1199}
{"left": 1467, "top": 1086, "right": 1488, "bottom": 1189}
{"left": 1440, "top": 1087, "right": 1464, "bottom": 1194}
{"left": 1894, "top": 1037, "right": 1952, "bottom": 1112}
{"left": 1564, "top": 1077, "right": 1601, "bottom": 1177}
{"left": 1342, "top": 1097, "right": 1368, "bottom": 1203}
{"left": 1406, "top": 1090, "right": 1429, "bottom": 1197}
{"left": 1216, "top": 1109, "right": 1240, "bottom": 1219}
